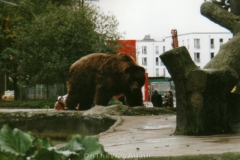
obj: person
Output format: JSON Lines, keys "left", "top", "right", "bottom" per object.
{"left": 108, "top": 96, "right": 123, "bottom": 106}
{"left": 55, "top": 96, "right": 68, "bottom": 110}
{"left": 162, "top": 98, "right": 169, "bottom": 108}
{"left": 151, "top": 90, "right": 163, "bottom": 107}
{"left": 165, "top": 91, "right": 174, "bottom": 107}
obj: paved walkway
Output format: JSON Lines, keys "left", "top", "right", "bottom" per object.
{"left": 99, "top": 115, "right": 240, "bottom": 158}
{"left": 1, "top": 109, "right": 240, "bottom": 158}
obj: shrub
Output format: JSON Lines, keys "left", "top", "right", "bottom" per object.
{"left": 0, "top": 124, "right": 119, "bottom": 160}
{"left": 0, "top": 100, "right": 56, "bottom": 109}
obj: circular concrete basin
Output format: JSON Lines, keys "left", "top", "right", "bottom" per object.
{"left": 0, "top": 110, "right": 116, "bottom": 139}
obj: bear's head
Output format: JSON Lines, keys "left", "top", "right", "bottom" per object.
{"left": 122, "top": 65, "right": 145, "bottom": 107}
{"left": 124, "top": 66, "right": 146, "bottom": 92}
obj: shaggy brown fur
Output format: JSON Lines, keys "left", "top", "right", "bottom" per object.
{"left": 65, "top": 53, "right": 146, "bottom": 110}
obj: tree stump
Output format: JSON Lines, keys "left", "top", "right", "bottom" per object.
{"left": 186, "top": 67, "right": 238, "bottom": 134}
{"left": 160, "top": 1, "right": 240, "bottom": 135}
{"left": 160, "top": 46, "right": 238, "bottom": 135}
{"left": 202, "top": 1, "right": 240, "bottom": 120}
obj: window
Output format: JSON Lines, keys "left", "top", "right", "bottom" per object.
{"left": 156, "top": 68, "right": 159, "bottom": 76}
{"left": 142, "top": 57, "right": 147, "bottom": 66}
{"left": 155, "top": 57, "right": 159, "bottom": 65}
{"left": 182, "top": 40, "right": 184, "bottom": 46}
{"left": 163, "top": 68, "right": 166, "bottom": 77}
{"left": 187, "top": 39, "right": 189, "bottom": 49}
{"left": 142, "top": 46, "right": 147, "bottom": 54}
{"left": 194, "top": 52, "right": 200, "bottom": 63}
{"left": 194, "top": 39, "right": 200, "bottom": 49}
{"left": 210, "top": 39, "right": 214, "bottom": 49}
{"left": 220, "top": 38, "right": 223, "bottom": 47}
{"left": 210, "top": 52, "right": 214, "bottom": 59}
{"left": 163, "top": 46, "right": 165, "bottom": 52}
{"left": 155, "top": 46, "right": 159, "bottom": 54}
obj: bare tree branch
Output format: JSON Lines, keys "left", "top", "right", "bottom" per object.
{"left": 201, "top": 1, "right": 240, "bottom": 35}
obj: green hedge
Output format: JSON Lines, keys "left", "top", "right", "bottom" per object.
{"left": 0, "top": 100, "right": 56, "bottom": 109}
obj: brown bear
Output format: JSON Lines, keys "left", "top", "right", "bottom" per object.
{"left": 65, "top": 53, "right": 146, "bottom": 110}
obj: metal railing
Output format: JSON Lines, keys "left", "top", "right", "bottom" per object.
{"left": 19, "top": 83, "right": 67, "bottom": 100}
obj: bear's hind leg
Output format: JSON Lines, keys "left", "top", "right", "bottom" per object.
{"left": 94, "top": 86, "right": 113, "bottom": 106}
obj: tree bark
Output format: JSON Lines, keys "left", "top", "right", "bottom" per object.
{"left": 229, "top": 0, "right": 240, "bottom": 15}
{"left": 201, "top": 1, "right": 240, "bottom": 35}
{"left": 158, "top": 1, "right": 240, "bottom": 135}
{"left": 160, "top": 2, "right": 240, "bottom": 135}
{"left": 186, "top": 67, "right": 238, "bottom": 134}
{"left": 160, "top": 47, "right": 238, "bottom": 135}
{"left": 160, "top": 47, "right": 198, "bottom": 134}
{"left": 202, "top": 1, "right": 240, "bottom": 109}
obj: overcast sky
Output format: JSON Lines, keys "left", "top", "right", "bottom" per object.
{"left": 95, "top": 0, "right": 229, "bottom": 40}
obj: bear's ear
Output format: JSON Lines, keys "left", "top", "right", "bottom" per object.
{"left": 125, "top": 66, "right": 145, "bottom": 74}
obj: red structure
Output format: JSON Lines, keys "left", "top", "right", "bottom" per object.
{"left": 171, "top": 29, "right": 178, "bottom": 49}
{"left": 118, "top": 40, "right": 136, "bottom": 61}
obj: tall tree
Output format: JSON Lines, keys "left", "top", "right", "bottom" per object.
{"left": 0, "top": 0, "right": 72, "bottom": 98}
{"left": 13, "top": 3, "right": 122, "bottom": 98}
{"left": 0, "top": 0, "right": 117, "bottom": 98}
{"left": 0, "top": 0, "right": 35, "bottom": 98}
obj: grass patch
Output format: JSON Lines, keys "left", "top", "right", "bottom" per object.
{"left": 0, "top": 99, "right": 56, "bottom": 109}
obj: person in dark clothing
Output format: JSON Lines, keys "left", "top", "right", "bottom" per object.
{"left": 165, "top": 91, "right": 174, "bottom": 107}
{"left": 162, "top": 98, "right": 169, "bottom": 107}
{"left": 151, "top": 90, "right": 163, "bottom": 107}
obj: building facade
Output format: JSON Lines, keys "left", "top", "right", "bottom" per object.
{"left": 136, "top": 35, "right": 166, "bottom": 77}
{"left": 136, "top": 32, "right": 232, "bottom": 77}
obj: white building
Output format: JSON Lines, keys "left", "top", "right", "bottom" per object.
{"left": 136, "top": 35, "right": 166, "bottom": 77}
{"left": 137, "top": 32, "right": 233, "bottom": 77}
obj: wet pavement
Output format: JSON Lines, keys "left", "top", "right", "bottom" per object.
{"left": 99, "top": 115, "right": 240, "bottom": 158}
{"left": 1, "top": 109, "right": 240, "bottom": 158}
